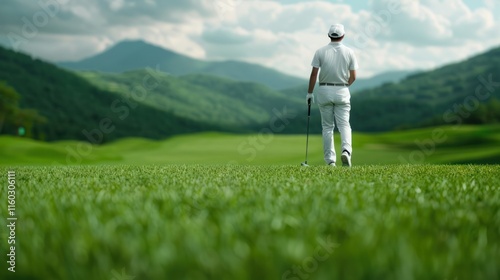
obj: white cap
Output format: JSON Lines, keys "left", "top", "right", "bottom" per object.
{"left": 328, "top": 24, "right": 345, "bottom": 38}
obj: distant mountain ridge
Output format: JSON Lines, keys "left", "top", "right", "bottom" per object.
{"left": 58, "top": 40, "right": 307, "bottom": 90}
{"left": 350, "top": 45, "right": 500, "bottom": 131}
{"left": 78, "top": 70, "right": 305, "bottom": 131}
{"left": 349, "top": 70, "right": 419, "bottom": 93}
{"left": 0, "top": 45, "right": 311, "bottom": 142}
{"left": 0, "top": 46, "right": 222, "bottom": 142}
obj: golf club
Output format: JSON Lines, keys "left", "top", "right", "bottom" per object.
{"left": 301, "top": 98, "right": 312, "bottom": 167}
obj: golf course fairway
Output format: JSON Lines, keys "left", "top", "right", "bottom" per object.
{"left": 1, "top": 125, "right": 499, "bottom": 166}
{"left": 1, "top": 125, "right": 499, "bottom": 279}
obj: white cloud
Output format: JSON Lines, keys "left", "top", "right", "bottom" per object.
{"left": 109, "top": 0, "right": 125, "bottom": 11}
{"left": 484, "top": 0, "right": 495, "bottom": 9}
{"left": 199, "top": 0, "right": 500, "bottom": 78}
{"left": 364, "top": 0, "right": 498, "bottom": 45}
{"left": 202, "top": 27, "right": 252, "bottom": 45}
{"left": 0, "top": 0, "right": 499, "bottom": 79}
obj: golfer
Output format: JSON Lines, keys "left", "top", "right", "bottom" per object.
{"left": 307, "top": 24, "right": 358, "bottom": 167}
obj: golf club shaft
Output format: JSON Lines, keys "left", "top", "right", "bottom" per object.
{"left": 304, "top": 99, "right": 311, "bottom": 163}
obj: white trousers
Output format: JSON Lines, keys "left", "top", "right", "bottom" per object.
{"left": 316, "top": 86, "right": 352, "bottom": 165}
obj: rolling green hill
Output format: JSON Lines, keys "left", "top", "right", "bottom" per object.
{"left": 349, "top": 70, "right": 418, "bottom": 93}
{"left": 58, "top": 40, "right": 306, "bottom": 90}
{"left": 0, "top": 46, "right": 220, "bottom": 142}
{"left": 78, "top": 71, "right": 305, "bottom": 130}
{"left": 0, "top": 45, "right": 314, "bottom": 142}
{"left": 351, "top": 46, "right": 500, "bottom": 131}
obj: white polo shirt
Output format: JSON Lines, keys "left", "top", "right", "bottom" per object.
{"left": 311, "top": 42, "right": 358, "bottom": 85}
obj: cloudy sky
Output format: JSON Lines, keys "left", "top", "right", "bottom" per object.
{"left": 1, "top": 0, "right": 499, "bottom": 78}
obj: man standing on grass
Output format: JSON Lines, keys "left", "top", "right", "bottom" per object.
{"left": 307, "top": 24, "right": 358, "bottom": 167}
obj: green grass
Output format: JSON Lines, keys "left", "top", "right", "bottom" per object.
{"left": 1, "top": 126, "right": 499, "bottom": 279}
{"left": 1, "top": 125, "right": 500, "bottom": 166}
{"left": 0, "top": 165, "right": 499, "bottom": 280}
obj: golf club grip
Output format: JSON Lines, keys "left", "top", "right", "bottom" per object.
{"left": 307, "top": 99, "right": 311, "bottom": 116}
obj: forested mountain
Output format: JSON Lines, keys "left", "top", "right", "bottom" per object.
{"left": 0, "top": 46, "right": 221, "bottom": 142}
{"left": 0, "top": 45, "right": 311, "bottom": 142}
{"left": 58, "top": 40, "right": 306, "bottom": 90}
{"left": 350, "top": 45, "right": 500, "bottom": 131}
{"left": 349, "top": 70, "right": 418, "bottom": 93}
{"left": 78, "top": 70, "right": 305, "bottom": 130}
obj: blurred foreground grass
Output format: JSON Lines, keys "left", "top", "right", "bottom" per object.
{"left": 1, "top": 164, "right": 499, "bottom": 280}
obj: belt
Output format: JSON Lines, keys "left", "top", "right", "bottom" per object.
{"left": 319, "top": 83, "right": 348, "bottom": 86}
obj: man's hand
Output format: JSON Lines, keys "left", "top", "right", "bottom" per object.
{"left": 306, "top": 93, "right": 314, "bottom": 104}
{"left": 348, "top": 70, "right": 356, "bottom": 86}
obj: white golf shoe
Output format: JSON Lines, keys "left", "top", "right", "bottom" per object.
{"left": 341, "top": 151, "right": 351, "bottom": 167}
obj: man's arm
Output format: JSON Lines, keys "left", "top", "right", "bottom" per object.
{"left": 308, "top": 67, "right": 319, "bottom": 93}
{"left": 348, "top": 70, "right": 356, "bottom": 86}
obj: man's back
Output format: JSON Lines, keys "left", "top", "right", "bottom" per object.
{"left": 312, "top": 42, "right": 357, "bottom": 84}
